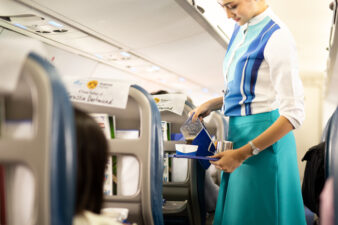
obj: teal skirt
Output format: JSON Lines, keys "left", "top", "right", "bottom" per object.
{"left": 213, "top": 110, "right": 306, "bottom": 225}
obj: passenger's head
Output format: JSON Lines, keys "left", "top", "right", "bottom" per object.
{"left": 151, "top": 90, "right": 169, "bottom": 95}
{"left": 74, "top": 108, "right": 108, "bottom": 214}
{"left": 217, "top": 0, "right": 268, "bottom": 25}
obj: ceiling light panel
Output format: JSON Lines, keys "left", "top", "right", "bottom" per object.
{"left": 7, "top": 14, "right": 70, "bottom": 35}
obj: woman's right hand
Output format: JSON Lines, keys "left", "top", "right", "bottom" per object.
{"left": 189, "top": 96, "right": 223, "bottom": 122}
{"left": 189, "top": 101, "right": 212, "bottom": 122}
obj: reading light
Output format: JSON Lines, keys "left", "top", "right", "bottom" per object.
{"left": 94, "top": 54, "right": 103, "bottom": 59}
{"left": 159, "top": 78, "right": 167, "bottom": 83}
{"left": 179, "top": 77, "right": 185, "bottom": 82}
{"left": 202, "top": 88, "right": 209, "bottom": 93}
{"left": 120, "top": 51, "right": 131, "bottom": 58}
{"left": 48, "top": 20, "right": 63, "bottom": 28}
{"left": 147, "top": 65, "right": 160, "bottom": 72}
{"left": 129, "top": 67, "right": 137, "bottom": 72}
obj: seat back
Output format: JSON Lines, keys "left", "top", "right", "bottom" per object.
{"left": 324, "top": 107, "right": 338, "bottom": 225}
{"left": 0, "top": 52, "right": 76, "bottom": 225}
{"left": 74, "top": 85, "right": 164, "bottom": 225}
{"left": 203, "top": 111, "right": 228, "bottom": 142}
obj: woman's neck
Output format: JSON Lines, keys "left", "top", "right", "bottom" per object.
{"left": 253, "top": 3, "right": 268, "bottom": 18}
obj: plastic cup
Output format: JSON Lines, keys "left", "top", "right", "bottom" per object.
{"left": 101, "top": 208, "right": 129, "bottom": 222}
{"left": 175, "top": 144, "right": 198, "bottom": 155}
{"left": 180, "top": 114, "right": 203, "bottom": 142}
{"left": 216, "top": 140, "right": 233, "bottom": 153}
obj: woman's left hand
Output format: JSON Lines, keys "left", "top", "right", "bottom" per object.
{"left": 210, "top": 149, "right": 246, "bottom": 173}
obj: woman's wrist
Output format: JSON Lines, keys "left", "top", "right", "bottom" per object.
{"left": 237, "top": 144, "right": 253, "bottom": 161}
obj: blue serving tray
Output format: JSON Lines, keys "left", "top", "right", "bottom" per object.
{"left": 168, "top": 154, "right": 219, "bottom": 161}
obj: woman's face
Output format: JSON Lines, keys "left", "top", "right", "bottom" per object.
{"left": 218, "top": 0, "right": 262, "bottom": 25}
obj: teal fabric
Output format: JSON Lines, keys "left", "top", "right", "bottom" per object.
{"left": 213, "top": 110, "right": 306, "bottom": 225}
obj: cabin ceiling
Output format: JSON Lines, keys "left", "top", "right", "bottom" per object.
{"left": 0, "top": 0, "right": 228, "bottom": 101}
{"left": 17, "top": 0, "right": 334, "bottom": 75}
{"left": 0, "top": 0, "right": 335, "bottom": 104}
{"left": 268, "top": 0, "right": 333, "bottom": 73}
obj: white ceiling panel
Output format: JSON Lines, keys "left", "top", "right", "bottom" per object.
{"left": 138, "top": 32, "right": 226, "bottom": 92}
{"left": 0, "top": 0, "right": 30, "bottom": 15}
{"left": 44, "top": 44, "right": 98, "bottom": 78}
{"left": 64, "top": 36, "right": 120, "bottom": 54}
{"left": 11, "top": 0, "right": 227, "bottom": 96}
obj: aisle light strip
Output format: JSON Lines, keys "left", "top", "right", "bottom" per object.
{"left": 14, "top": 23, "right": 27, "bottom": 30}
{"left": 94, "top": 54, "right": 104, "bottom": 59}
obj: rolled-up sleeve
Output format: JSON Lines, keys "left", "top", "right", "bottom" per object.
{"left": 264, "top": 29, "right": 305, "bottom": 129}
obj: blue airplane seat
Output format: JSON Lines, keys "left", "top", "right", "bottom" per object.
{"left": 324, "top": 106, "right": 338, "bottom": 225}
{"left": 132, "top": 85, "right": 164, "bottom": 225}
{"left": 28, "top": 53, "right": 77, "bottom": 225}
{"left": 323, "top": 107, "right": 338, "bottom": 178}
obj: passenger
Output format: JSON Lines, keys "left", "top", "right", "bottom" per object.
{"left": 190, "top": 0, "right": 306, "bottom": 224}
{"left": 320, "top": 177, "right": 334, "bottom": 225}
{"left": 73, "top": 108, "right": 125, "bottom": 225}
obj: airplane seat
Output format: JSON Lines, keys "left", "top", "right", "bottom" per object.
{"left": 323, "top": 107, "right": 338, "bottom": 178}
{"left": 132, "top": 85, "right": 165, "bottom": 225}
{"left": 324, "top": 106, "right": 338, "bottom": 225}
{"left": 74, "top": 84, "right": 164, "bottom": 225}
{"left": 30, "top": 53, "right": 77, "bottom": 225}
{"left": 300, "top": 107, "right": 338, "bottom": 225}
{"left": 184, "top": 100, "right": 194, "bottom": 109}
{"left": 0, "top": 52, "right": 77, "bottom": 225}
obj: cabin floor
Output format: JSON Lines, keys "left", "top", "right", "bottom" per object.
{"left": 206, "top": 212, "right": 215, "bottom": 225}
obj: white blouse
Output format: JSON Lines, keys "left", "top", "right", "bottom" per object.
{"left": 222, "top": 7, "right": 305, "bottom": 129}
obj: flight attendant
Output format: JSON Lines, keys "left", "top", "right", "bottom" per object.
{"left": 190, "top": 0, "right": 307, "bottom": 224}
